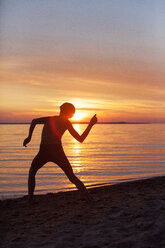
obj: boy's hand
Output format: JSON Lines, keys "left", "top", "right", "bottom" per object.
{"left": 23, "top": 137, "right": 31, "bottom": 147}
{"left": 90, "top": 114, "right": 97, "bottom": 126}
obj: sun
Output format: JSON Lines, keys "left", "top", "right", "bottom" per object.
{"left": 72, "top": 111, "right": 85, "bottom": 121}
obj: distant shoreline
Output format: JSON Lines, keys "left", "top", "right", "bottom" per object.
{"left": 0, "top": 122, "right": 154, "bottom": 125}
{"left": 1, "top": 122, "right": 164, "bottom": 125}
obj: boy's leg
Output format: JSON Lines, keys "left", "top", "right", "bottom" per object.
{"left": 28, "top": 150, "right": 48, "bottom": 202}
{"left": 56, "top": 155, "right": 92, "bottom": 202}
{"left": 66, "top": 169, "right": 92, "bottom": 202}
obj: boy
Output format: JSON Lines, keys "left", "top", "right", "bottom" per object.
{"left": 23, "top": 102, "right": 97, "bottom": 202}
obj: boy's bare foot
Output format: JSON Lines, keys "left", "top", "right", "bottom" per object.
{"left": 85, "top": 192, "right": 94, "bottom": 203}
{"left": 28, "top": 195, "right": 34, "bottom": 204}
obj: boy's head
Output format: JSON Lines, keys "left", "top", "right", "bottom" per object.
{"left": 60, "top": 102, "right": 75, "bottom": 118}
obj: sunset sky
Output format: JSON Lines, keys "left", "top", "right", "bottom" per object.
{"left": 1, "top": 0, "right": 165, "bottom": 123}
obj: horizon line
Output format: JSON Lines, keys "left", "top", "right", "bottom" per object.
{"left": 0, "top": 121, "right": 164, "bottom": 125}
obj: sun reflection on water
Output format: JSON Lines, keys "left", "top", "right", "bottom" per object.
{"left": 72, "top": 143, "right": 82, "bottom": 173}
{"left": 70, "top": 124, "right": 84, "bottom": 173}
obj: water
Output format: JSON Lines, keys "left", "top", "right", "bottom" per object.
{"left": 0, "top": 124, "right": 165, "bottom": 199}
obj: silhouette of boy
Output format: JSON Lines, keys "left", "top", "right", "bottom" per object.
{"left": 23, "top": 103, "right": 97, "bottom": 202}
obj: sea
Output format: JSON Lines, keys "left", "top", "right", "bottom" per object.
{"left": 0, "top": 123, "right": 165, "bottom": 199}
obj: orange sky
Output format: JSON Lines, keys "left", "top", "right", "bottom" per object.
{"left": 1, "top": 1, "right": 165, "bottom": 123}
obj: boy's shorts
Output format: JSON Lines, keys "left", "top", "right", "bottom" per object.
{"left": 31, "top": 143, "right": 73, "bottom": 174}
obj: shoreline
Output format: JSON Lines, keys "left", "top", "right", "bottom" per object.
{"left": 1, "top": 176, "right": 165, "bottom": 247}
{"left": 0, "top": 175, "right": 162, "bottom": 201}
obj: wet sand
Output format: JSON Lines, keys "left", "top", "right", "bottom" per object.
{"left": 1, "top": 176, "right": 165, "bottom": 248}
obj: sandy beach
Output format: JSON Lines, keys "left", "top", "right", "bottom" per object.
{"left": 1, "top": 176, "right": 165, "bottom": 248}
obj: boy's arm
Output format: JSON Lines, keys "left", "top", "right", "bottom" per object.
{"left": 67, "top": 114, "right": 97, "bottom": 143}
{"left": 23, "top": 117, "right": 49, "bottom": 147}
